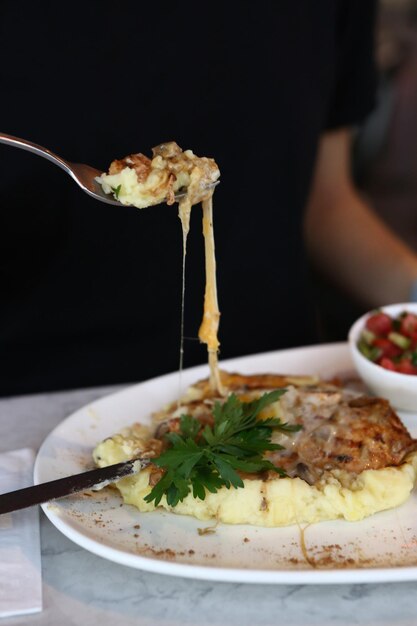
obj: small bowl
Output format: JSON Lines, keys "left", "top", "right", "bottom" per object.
{"left": 348, "top": 302, "right": 417, "bottom": 412}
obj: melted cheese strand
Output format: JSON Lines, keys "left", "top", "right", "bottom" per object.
{"left": 199, "top": 196, "right": 224, "bottom": 395}
{"left": 177, "top": 198, "right": 192, "bottom": 392}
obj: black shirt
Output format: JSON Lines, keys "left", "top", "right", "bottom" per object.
{"left": 0, "top": 1, "right": 377, "bottom": 395}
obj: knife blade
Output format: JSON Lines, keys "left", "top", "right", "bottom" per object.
{"left": 0, "top": 457, "right": 150, "bottom": 515}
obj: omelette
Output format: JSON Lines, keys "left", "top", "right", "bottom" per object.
{"left": 93, "top": 373, "right": 417, "bottom": 527}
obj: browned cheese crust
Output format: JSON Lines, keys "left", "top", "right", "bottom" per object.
{"left": 150, "top": 372, "right": 417, "bottom": 486}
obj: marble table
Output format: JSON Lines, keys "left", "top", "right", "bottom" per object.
{"left": 2, "top": 385, "right": 417, "bottom": 626}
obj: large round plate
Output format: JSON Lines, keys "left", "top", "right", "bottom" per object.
{"left": 34, "top": 343, "right": 417, "bottom": 584}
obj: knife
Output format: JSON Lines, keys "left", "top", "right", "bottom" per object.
{"left": 0, "top": 457, "right": 150, "bottom": 515}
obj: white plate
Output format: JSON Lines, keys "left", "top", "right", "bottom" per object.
{"left": 35, "top": 343, "right": 417, "bottom": 584}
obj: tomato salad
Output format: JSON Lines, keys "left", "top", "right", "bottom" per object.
{"left": 358, "top": 310, "right": 417, "bottom": 375}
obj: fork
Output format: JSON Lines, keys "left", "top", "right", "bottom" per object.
{"left": 0, "top": 132, "right": 218, "bottom": 206}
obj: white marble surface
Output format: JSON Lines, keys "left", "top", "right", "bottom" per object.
{"left": 2, "top": 385, "right": 417, "bottom": 626}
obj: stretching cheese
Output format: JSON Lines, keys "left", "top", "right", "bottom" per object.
{"left": 97, "top": 142, "right": 223, "bottom": 393}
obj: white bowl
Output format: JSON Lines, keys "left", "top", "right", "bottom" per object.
{"left": 348, "top": 302, "right": 417, "bottom": 413}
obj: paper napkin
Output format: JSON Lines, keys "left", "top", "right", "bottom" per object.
{"left": 0, "top": 448, "right": 42, "bottom": 618}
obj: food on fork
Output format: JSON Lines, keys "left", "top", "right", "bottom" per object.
{"left": 93, "top": 373, "right": 417, "bottom": 527}
{"left": 97, "top": 141, "right": 220, "bottom": 209}
{"left": 98, "top": 141, "right": 223, "bottom": 394}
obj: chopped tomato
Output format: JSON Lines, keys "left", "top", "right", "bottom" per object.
{"left": 378, "top": 357, "right": 396, "bottom": 371}
{"left": 396, "top": 359, "right": 417, "bottom": 375}
{"left": 365, "top": 312, "right": 392, "bottom": 336}
{"left": 400, "top": 313, "right": 417, "bottom": 338}
{"left": 359, "top": 309, "right": 417, "bottom": 376}
{"left": 372, "top": 338, "right": 402, "bottom": 359}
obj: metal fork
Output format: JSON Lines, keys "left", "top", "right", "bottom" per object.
{"left": 0, "top": 132, "right": 218, "bottom": 206}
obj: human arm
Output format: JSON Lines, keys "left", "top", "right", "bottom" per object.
{"left": 303, "top": 128, "right": 417, "bottom": 306}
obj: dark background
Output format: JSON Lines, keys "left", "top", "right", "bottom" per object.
{"left": 0, "top": 1, "right": 390, "bottom": 396}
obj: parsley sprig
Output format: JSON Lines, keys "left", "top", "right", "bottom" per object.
{"left": 111, "top": 184, "right": 122, "bottom": 199}
{"left": 144, "top": 390, "right": 301, "bottom": 507}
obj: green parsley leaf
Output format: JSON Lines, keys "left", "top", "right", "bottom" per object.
{"left": 144, "top": 389, "right": 301, "bottom": 507}
{"left": 111, "top": 184, "right": 122, "bottom": 199}
{"left": 178, "top": 414, "right": 201, "bottom": 439}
